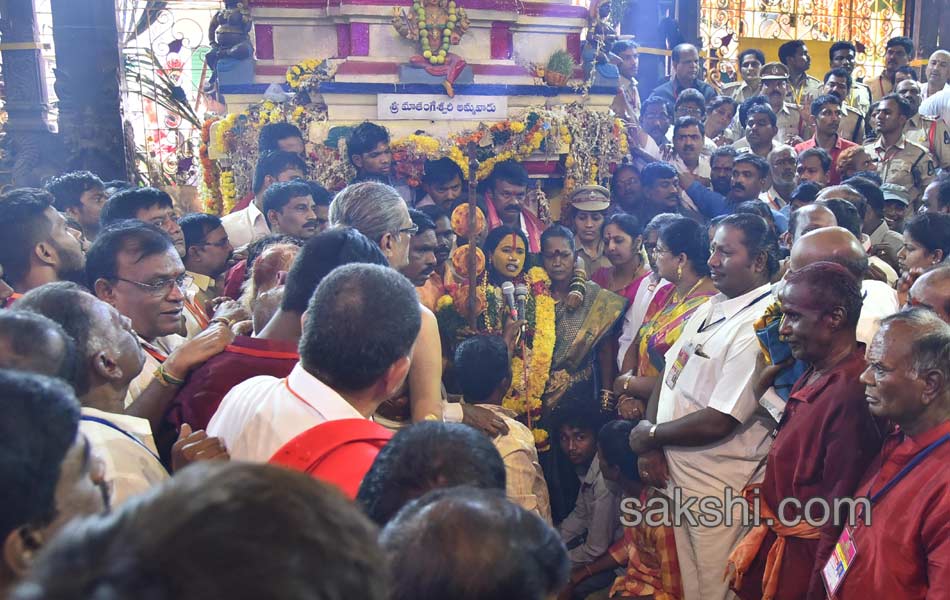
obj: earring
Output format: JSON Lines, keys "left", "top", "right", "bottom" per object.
{"left": 676, "top": 264, "right": 683, "bottom": 281}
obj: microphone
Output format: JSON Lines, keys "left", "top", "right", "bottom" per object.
{"left": 501, "top": 281, "right": 517, "bottom": 319}
{"left": 514, "top": 283, "right": 528, "bottom": 322}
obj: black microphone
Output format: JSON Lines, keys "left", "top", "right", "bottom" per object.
{"left": 514, "top": 283, "right": 528, "bottom": 322}
{"left": 501, "top": 281, "right": 517, "bottom": 318}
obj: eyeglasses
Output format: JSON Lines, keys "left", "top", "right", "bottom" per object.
{"left": 652, "top": 246, "right": 674, "bottom": 256}
{"left": 397, "top": 224, "right": 419, "bottom": 236}
{"left": 114, "top": 274, "right": 192, "bottom": 297}
{"left": 196, "top": 237, "right": 231, "bottom": 249}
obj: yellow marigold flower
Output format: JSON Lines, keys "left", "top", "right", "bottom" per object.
{"left": 509, "top": 121, "right": 525, "bottom": 133}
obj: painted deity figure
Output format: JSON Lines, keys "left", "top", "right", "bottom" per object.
{"left": 392, "top": 0, "right": 471, "bottom": 97}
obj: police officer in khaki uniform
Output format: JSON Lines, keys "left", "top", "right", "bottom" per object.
{"left": 829, "top": 41, "right": 872, "bottom": 118}
{"left": 722, "top": 48, "right": 765, "bottom": 102}
{"left": 779, "top": 40, "right": 824, "bottom": 106}
{"left": 866, "top": 94, "right": 937, "bottom": 209}
{"left": 896, "top": 79, "right": 950, "bottom": 170}
{"left": 822, "top": 68, "right": 869, "bottom": 143}
{"left": 757, "top": 62, "right": 811, "bottom": 143}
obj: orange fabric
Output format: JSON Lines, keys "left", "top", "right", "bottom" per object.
{"left": 269, "top": 418, "right": 393, "bottom": 499}
{"left": 725, "top": 486, "right": 821, "bottom": 600}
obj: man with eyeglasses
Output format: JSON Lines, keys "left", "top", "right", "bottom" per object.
{"left": 179, "top": 213, "right": 234, "bottom": 323}
{"left": 87, "top": 221, "right": 233, "bottom": 411}
{"left": 100, "top": 187, "right": 186, "bottom": 257}
{"left": 794, "top": 94, "right": 857, "bottom": 185}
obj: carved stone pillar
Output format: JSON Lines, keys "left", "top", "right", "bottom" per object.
{"left": 0, "top": 0, "right": 60, "bottom": 187}
{"left": 50, "top": 0, "right": 128, "bottom": 180}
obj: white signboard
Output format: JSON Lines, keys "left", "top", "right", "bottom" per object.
{"left": 377, "top": 94, "right": 507, "bottom": 121}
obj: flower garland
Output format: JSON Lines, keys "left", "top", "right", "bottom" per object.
{"left": 220, "top": 169, "right": 238, "bottom": 214}
{"left": 286, "top": 58, "right": 324, "bottom": 90}
{"left": 500, "top": 267, "right": 556, "bottom": 451}
{"left": 199, "top": 117, "right": 222, "bottom": 214}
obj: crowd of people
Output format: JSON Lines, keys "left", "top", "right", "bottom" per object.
{"left": 1, "top": 33, "right": 950, "bottom": 600}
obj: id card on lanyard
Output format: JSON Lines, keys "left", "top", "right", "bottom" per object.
{"left": 822, "top": 432, "right": 950, "bottom": 598}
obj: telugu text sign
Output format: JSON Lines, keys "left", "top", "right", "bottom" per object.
{"left": 377, "top": 94, "right": 507, "bottom": 120}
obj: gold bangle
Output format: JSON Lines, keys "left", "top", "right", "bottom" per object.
{"left": 210, "top": 316, "right": 232, "bottom": 327}
{"left": 154, "top": 363, "right": 185, "bottom": 386}
{"left": 623, "top": 374, "right": 632, "bottom": 393}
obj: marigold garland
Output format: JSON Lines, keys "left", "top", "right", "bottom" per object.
{"left": 286, "top": 58, "right": 324, "bottom": 90}
{"left": 219, "top": 169, "right": 238, "bottom": 214}
{"left": 500, "top": 267, "right": 555, "bottom": 450}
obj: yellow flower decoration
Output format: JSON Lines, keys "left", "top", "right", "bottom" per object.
{"left": 436, "top": 294, "right": 454, "bottom": 311}
{"left": 220, "top": 170, "right": 238, "bottom": 214}
{"left": 501, "top": 266, "right": 555, "bottom": 449}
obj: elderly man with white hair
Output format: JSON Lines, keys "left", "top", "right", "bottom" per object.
{"left": 328, "top": 181, "right": 510, "bottom": 436}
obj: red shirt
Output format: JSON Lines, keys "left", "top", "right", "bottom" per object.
{"left": 794, "top": 135, "right": 857, "bottom": 185}
{"left": 837, "top": 420, "right": 950, "bottom": 600}
{"left": 164, "top": 336, "right": 298, "bottom": 432}
{"left": 736, "top": 346, "right": 882, "bottom": 600}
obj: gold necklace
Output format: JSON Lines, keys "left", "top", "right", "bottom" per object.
{"left": 669, "top": 275, "right": 707, "bottom": 306}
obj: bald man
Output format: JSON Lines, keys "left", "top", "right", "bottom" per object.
{"left": 907, "top": 265, "right": 950, "bottom": 322}
{"left": 788, "top": 204, "right": 837, "bottom": 244}
{"left": 923, "top": 50, "right": 950, "bottom": 100}
{"left": 0, "top": 310, "right": 74, "bottom": 378}
{"left": 789, "top": 227, "right": 899, "bottom": 344}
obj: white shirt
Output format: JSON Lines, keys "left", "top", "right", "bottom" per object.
{"left": 617, "top": 277, "right": 670, "bottom": 370}
{"left": 858, "top": 279, "right": 899, "bottom": 346}
{"left": 207, "top": 362, "right": 365, "bottom": 462}
{"left": 921, "top": 88, "right": 950, "bottom": 126}
{"left": 922, "top": 82, "right": 950, "bottom": 101}
{"left": 558, "top": 459, "right": 621, "bottom": 567}
{"left": 657, "top": 283, "right": 774, "bottom": 501}
{"left": 124, "top": 335, "right": 176, "bottom": 408}
{"left": 80, "top": 407, "right": 168, "bottom": 506}
{"left": 221, "top": 202, "right": 270, "bottom": 250}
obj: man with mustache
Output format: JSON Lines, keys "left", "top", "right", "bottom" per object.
{"left": 710, "top": 145, "right": 738, "bottom": 196}
{"left": 0, "top": 188, "right": 86, "bottom": 302}
{"left": 670, "top": 116, "right": 710, "bottom": 181}
{"left": 650, "top": 43, "right": 716, "bottom": 105}
{"left": 179, "top": 214, "right": 234, "bottom": 316}
{"left": 416, "top": 205, "right": 456, "bottom": 312}
{"left": 870, "top": 36, "right": 915, "bottom": 103}
{"left": 897, "top": 79, "right": 950, "bottom": 170}
{"left": 795, "top": 94, "right": 857, "bottom": 185}
{"left": 483, "top": 160, "right": 544, "bottom": 253}
{"left": 821, "top": 68, "right": 868, "bottom": 143}
{"left": 829, "top": 41, "right": 872, "bottom": 119}
{"left": 757, "top": 63, "right": 810, "bottom": 143}
{"left": 100, "top": 187, "right": 187, "bottom": 258}
{"left": 403, "top": 209, "right": 439, "bottom": 288}
{"left": 261, "top": 180, "right": 320, "bottom": 241}
{"left": 765, "top": 145, "right": 798, "bottom": 211}
{"left": 831, "top": 309, "right": 950, "bottom": 600}
{"left": 730, "top": 262, "right": 880, "bottom": 600}
{"left": 681, "top": 152, "right": 789, "bottom": 232}
{"left": 87, "top": 222, "right": 233, "bottom": 423}
{"left": 611, "top": 164, "right": 645, "bottom": 215}
{"left": 864, "top": 94, "right": 936, "bottom": 208}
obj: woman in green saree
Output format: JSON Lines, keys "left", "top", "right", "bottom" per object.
{"left": 538, "top": 225, "right": 627, "bottom": 521}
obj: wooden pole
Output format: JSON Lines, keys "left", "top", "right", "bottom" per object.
{"left": 465, "top": 140, "right": 479, "bottom": 330}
